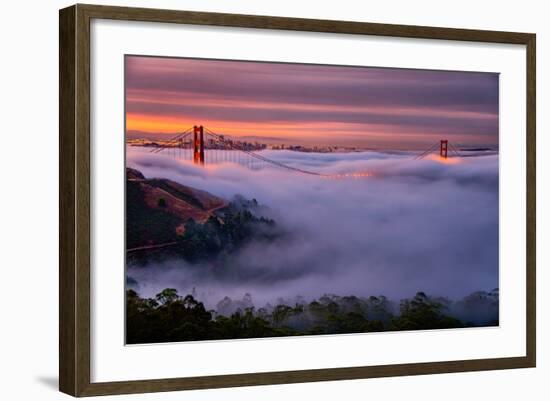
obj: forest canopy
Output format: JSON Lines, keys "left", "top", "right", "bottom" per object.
{"left": 126, "top": 288, "right": 499, "bottom": 344}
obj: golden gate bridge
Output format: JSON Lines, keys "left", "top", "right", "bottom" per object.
{"left": 148, "top": 125, "right": 462, "bottom": 178}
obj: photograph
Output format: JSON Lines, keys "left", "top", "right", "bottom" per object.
{"left": 124, "top": 55, "right": 500, "bottom": 345}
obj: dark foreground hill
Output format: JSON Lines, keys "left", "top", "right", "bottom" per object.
{"left": 126, "top": 167, "right": 227, "bottom": 250}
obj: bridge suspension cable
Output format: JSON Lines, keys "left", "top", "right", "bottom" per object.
{"left": 448, "top": 143, "right": 462, "bottom": 158}
{"left": 203, "top": 127, "right": 328, "bottom": 176}
{"left": 413, "top": 142, "right": 440, "bottom": 160}
{"left": 149, "top": 127, "right": 193, "bottom": 153}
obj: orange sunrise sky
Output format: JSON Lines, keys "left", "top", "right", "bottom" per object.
{"left": 125, "top": 56, "right": 499, "bottom": 150}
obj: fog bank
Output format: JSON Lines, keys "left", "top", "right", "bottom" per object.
{"left": 126, "top": 146, "right": 498, "bottom": 309}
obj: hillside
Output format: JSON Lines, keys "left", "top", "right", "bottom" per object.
{"left": 126, "top": 167, "right": 227, "bottom": 250}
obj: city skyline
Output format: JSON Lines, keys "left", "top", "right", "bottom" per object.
{"left": 125, "top": 56, "right": 499, "bottom": 150}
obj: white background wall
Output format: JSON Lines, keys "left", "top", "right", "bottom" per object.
{"left": 0, "top": 0, "right": 546, "bottom": 400}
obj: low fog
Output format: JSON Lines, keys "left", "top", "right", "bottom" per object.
{"left": 126, "top": 146, "right": 498, "bottom": 310}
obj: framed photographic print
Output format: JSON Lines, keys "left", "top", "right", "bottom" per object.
{"left": 59, "top": 4, "right": 536, "bottom": 397}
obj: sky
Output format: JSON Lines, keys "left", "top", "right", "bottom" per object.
{"left": 125, "top": 56, "right": 499, "bottom": 150}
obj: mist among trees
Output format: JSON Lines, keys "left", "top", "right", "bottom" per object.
{"left": 126, "top": 287, "right": 498, "bottom": 344}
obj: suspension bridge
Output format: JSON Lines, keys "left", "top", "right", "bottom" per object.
{"left": 146, "top": 125, "right": 462, "bottom": 178}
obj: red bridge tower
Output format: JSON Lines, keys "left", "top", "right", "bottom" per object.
{"left": 193, "top": 125, "right": 205, "bottom": 165}
{"left": 440, "top": 140, "right": 448, "bottom": 159}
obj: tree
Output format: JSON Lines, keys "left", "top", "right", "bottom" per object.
{"left": 390, "top": 292, "right": 462, "bottom": 331}
{"left": 272, "top": 304, "right": 293, "bottom": 327}
{"left": 155, "top": 288, "right": 179, "bottom": 305}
